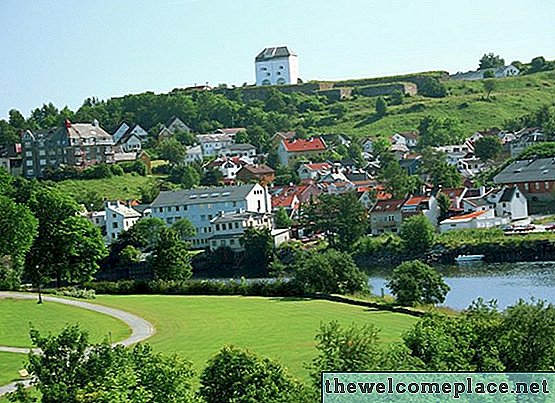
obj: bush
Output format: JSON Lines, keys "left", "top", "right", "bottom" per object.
{"left": 119, "top": 160, "right": 147, "bottom": 176}
{"left": 109, "top": 163, "right": 124, "bottom": 176}
{"left": 388, "top": 260, "right": 449, "bottom": 306}
{"left": 51, "top": 286, "right": 96, "bottom": 299}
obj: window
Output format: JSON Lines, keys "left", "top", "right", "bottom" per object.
{"left": 39, "top": 159, "right": 46, "bottom": 165}
{"left": 234, "top": 222, "right": 239, "bottom": 229}
{"left": 27, "top": 169, "right": 34, "bottom": 176}
{"left": 175, "top": 206, "right": 180, "bottom": 212}
{"left": 222, "top": 223, "right": 226, "bottom": 230}
{"left": 216, "top": 224, "right": 220, "bottom": 231}
{"left": 25, "top": 151, "right": 32, "bottom": 157}
{"left": 535, "top": 182, "right": 540, "bottom": 190}
{"left": 524, "top": 183, "right": 529, "bottom": 191}
{"left": 159, "top": 207, "right": 163, "bottom": 213}
{"left": 230, "top": 239, "right": 235, "bottom": 245}
{"left": 39, "top": 150, "right": 46, "bottom": 156}
{"left": 112, "top": 222, "right": 118, "bottom": 228}
{"left": 26, "top": 160, "right": 33, "bottom": 166}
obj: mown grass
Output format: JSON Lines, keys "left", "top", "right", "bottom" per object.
{"left": 317, "top": 71, "right": 555, "bottom": 139}
{"left": 53, "top": 173, "right": 154, "bottom": 202}
{"left": 0, "top": 298, "right": 131, "bottom": 348}
{"left": 94, "top": 295, "right": 418, "bottom": 381}
{"left": 0, "top": 353, "right": 27, "bottom": 387}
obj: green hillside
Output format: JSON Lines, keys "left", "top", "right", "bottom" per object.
{"left": 314, "top": 71, "right": 555, "bottom": 139}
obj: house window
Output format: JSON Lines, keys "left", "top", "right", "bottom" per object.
{"left": 216, "top": 224, "right": 220, "bottom": 231}
{"left": 222, "top": 223, "right": 226, "bottom": 230}
{"left": 235, "top": 222, "right": 239, "bottom": 229}
{"left": 26, "top": 160, "right": 33, "bottom": 166}
{"left": 230, "top": 239, "right": 235, "bottom": 245}
{"left": 39, "top": 159, "right": 46, "bottom": 165}
{"left": 535, "top": 182, "right": 540, "bottom": 190}
{"left": 27, "top": 169, "right": 34, "bottom": 176}
{"left": 175, "top": 206, "right": 180, "bottom": 212}
{"left": 524, "top": 183, "right": 529, "bottom": 191}
{"left": 112, "top": 222, "right": 118, "bottom": 228}
{"left": 25, "top": 151, "right": 32, "bottom": 157}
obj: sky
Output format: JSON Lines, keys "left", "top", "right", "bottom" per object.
{"left": 1, "top": 0, "right": 554, "bottom": 120}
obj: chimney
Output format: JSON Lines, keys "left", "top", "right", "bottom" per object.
{"left": 92, "top": 119, "right": 99, "bottom": 127}
{"left": 64, "top": 119, "right": 72, "bottom": 129}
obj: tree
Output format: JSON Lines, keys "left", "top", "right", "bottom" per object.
{"left": 293, "top": 249, "right": 369, "bottom": 295}
{"left": 379, "top": 159, "right": 420, "bottom": 199}
{"left": 157, "top": 138, "right": 187, "bottom": 165}
{"left": 479, "top": 53, "right": 505, "bottom": 70}
{"left": 304, "top": 192, "right": 367, "bottom": 251}
{"left": 199, "top": 345, "right": 305, "bottom": 403}
{"left": 118, "top": 245, "right": 141, "bottom": 266}
{"left": 118, "top": 217, "right": 166, "bottom": 250}
{"left": 150, "top": 227, "right": 192, "bottom": 280}
{"left": 0, "top": 196, "right": 38, "bottom": 288}
{"left": 8, "top": 109, "right": 26, "bottom": 130}
{"left": 482, "top": 79, "right": 497, "bottom": 100}
{"left": 418, "top": 148, "right": 463, "bottom": 188}
{"left": 375, "top": 96, "right": 387, "bottom": 117}
{"left": 418, "top": 116, "right": 464, "bottom": 147}
{"left": 273, "top": 164, "right": 299, "bottom": 186}
{"left": 530, "top": 56, "right": 546, "bottom": 73}
{"left": 517, "top": 142, "right": 555, "bottom": 159}
{"left": 474, "top": 136, "right": 502, "bottom": 161}
{"left": 418, "top": 77, "right": 447, "bottom": 98}
{"left": 274, "top": 207, "right": 293, "bottom": 229}
{"left": 399, "top": 214, "right": 435, "bottom": 256}
{"left": 169, "top": 164, "right": 200, "bottom": 188}
{"left": 200, "top": 166, "right": 224, "bottom": 186}
{"left": 240, "top": 227, "right": 274, "bottom": 273}
{"left": 389, "top": 89, "right": 405, "bottom": 105}
{"left": 482, "top": 69, "right": 495, "bottom": 78}
{"left": 388, "top": 260, "right": 450, "bottom": 306}
{"left": 22, "top": 325, "right": 196, "bottom": 403}
{"left": 436, "top": 192, "right": 452, "bottom": 222}
{"left": 310, "top": 321, "right": 382, "bottom": 387}
{"left": 171, "top": 218, "right": 196, "bottom": 241}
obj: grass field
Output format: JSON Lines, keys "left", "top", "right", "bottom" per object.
{"left": 316, "top": 71, "right": 555, "bottom": 139}
{"left": 0, "top": 353, "right": 27, "bottom": 386}
{"left": 0, "top": 298, "right": 131, "bottom": 348}
{"left": 53, "top": 173, "right": 154, "bottom": 203}
{"left": 94, "top": 295, "right": 418, "bottom": 380}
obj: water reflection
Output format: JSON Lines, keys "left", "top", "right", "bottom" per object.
{"left": 368, "top": 261, "right": 555, "bottom": 311}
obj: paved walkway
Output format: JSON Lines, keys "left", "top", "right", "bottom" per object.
{"left": 0, "top": 292, "right": 155, "bottom": 397}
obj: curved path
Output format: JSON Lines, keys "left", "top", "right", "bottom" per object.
{"left": 0, "top": 291, "right": 155, "bottom": 397}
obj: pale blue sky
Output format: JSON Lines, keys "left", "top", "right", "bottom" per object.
{"left": 1, "top": 0, "right": 554, "bottom": 119}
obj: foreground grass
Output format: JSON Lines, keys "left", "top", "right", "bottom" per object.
{"left": 53, "top": 173, "right": 154, "bottom": 202}
{"left": 0, "top": 298, "right": 131, "bottom": 348}
{"left": 95, "top": 295, "right": 418, "bottom": 381}
{"left": 0, "top": 353, "right": 26, "bottom": 387}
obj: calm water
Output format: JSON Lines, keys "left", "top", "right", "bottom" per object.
{"left": 369, "top": 261, "right": 555, "bottom": 311}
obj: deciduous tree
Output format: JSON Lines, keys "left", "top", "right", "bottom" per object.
{"left": 388, "top": 260, "right": 449, "bottom": 306}
{"left": 399, "top": 214, "right": 435, "bottom": 256}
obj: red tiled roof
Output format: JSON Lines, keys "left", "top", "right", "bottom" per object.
{"left": 440, "top": 188, "right": 466, "bottom": 199}
{"left": 272, "top": 194, "right": 298, "bottom": 209}
{"left": 240, "top": 164, "right": 275, "bottom": 174}
{"left": 304, "top": 162, "right": 332, "bottom": 171}
{"left": 448, "top": 210, "right": 487, "bottom": 220}
{"left": 404, "top": 196, "right": 429, "bottom": 206}
{"left": 396, "top": 131, "right": 419, "bottom": 140}
{"left": 372, "top": 199, "right": 406, "bottom": 213}
{"left": 282, "top": 137, "right": 326, "bottom": 152}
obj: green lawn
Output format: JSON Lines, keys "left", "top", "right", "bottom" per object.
{"left": 53, "top": 173, "right": 154, "bottom": 202}
{"left": 94, "top": 295, "right": 418, "bottom": 381}
{"left": 0, "top": 298, "right": 131, "bottom": 348}
{"left": 0, "top": 353, "right": 27, "bottom": 386}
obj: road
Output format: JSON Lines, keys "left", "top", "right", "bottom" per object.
{"left": 0, "top": 292, "right": 155, "bottom": 397}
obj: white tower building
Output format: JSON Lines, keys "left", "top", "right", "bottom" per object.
{"left": 255, "top": 46, "right": 299, "bottom": 86}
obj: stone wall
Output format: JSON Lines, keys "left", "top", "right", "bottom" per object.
{"left": 356, "top": 82, "right": 417, "bottom": 97}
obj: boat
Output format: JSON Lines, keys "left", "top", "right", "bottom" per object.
{"left": 455, "top": 254, "right": 485, "bottom": 263}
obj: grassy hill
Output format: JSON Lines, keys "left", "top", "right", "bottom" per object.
{"left": 314, "top": 70, "right": 555, "bottom": 139}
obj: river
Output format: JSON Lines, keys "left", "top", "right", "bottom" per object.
{"left": 369, "top": 261, "right": 555, "bottom": 311}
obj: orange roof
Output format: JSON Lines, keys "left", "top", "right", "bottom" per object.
{"left": 282, "top": 137, "right": 326, "bottom": 152}
{"left": 449, "top": 210, "right": 487, "bottom": 220}
{"left": 404, "top": 196, "right": 429, "bottom": 206}
{"left": 305, "top": 162, "right": 332, "bottom": 171}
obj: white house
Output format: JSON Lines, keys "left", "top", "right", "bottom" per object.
{"left": 220, "top": 144, "right": 257, "bottom": 159}
{"left": 255, "top": 46, "right": 299, "bottom": 86}
{"left": 113, "top": 123, "right": 148, "bottom": 143}
{"left": 439, "top": 209, "right": 508, "bottom": 233}
{"left": 401, "top": 195, "right": 439, "bottom": 227}
{"left": 510, "top": 129, "right": 547, "bottom": 158}
{"left": 361, "top": 137, "right": 374, "bottom": 154}
{"left": 197, "top": 133, "right": 234, "bottom": 157}
{"left": 104, "top": 201, "right": 142, "bottom": 244}
{"left": 462, "top": 186, "right": 528, "bottom": 221}
{"left": 435, "top": 143, "right": 474, "bottom": 166}
{"left": 116, "top": 131, "right": 142, "bottom": 153}
{"left": 449, "top": 65, "right": 520, "bottom": 81}
{"left": 391, "top": 131, "right": 419, "bottom": 149}
{"left": 457, "top": 157, "right": 487, "bottom": 178}
{"left": 150, "top": 184, "right": 271, "bottom": 249}
{"left": 185, "top": 145, "right": 203, "bottom": 163}
{"left": 208, "top": 211, "right": 273, "bottom": 251}
{"left": 297, "top": 162, "right": 333, "bottom": 183}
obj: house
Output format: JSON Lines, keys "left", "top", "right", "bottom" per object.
{"left": 185, "top": 145, "right": 203, "bottom": 163}
{"left": 493, "top": 157, "right": 555, "bottom": 200}
{"left": 113, "top": 122, "right": 148, "bottom": 143}
{"left": 21, "top": 120, "right": 115, "bottom": 178}
{"left": 369, "top": 198, "right": 406, "bottom": 235}
{"left": 391, "top": 143, "right": 409, "bottom": 160}
{"left": 208, "top": 211, "right": 273, "bottom": 251}
{"left": 271, "top": 131, "right": 296, "bottom": 148}
{"left": 321, "top": 134, "right": 351, "bottom": 147}
{"left": 462, "top": 186, "right": 528, "bottom": 221}
{"left": 220, "top": 143, "right": 257, "bottom": 158}
{"left": 0, "top": 143, "right": 22, "bottom": 176}
{"left": 439, "top": 210, "right": 508, "bottom": 233}
{"left": 435, "top": 143, "right": 474, "bottom": 166}
{"left": 297, "top": 162, "right": 333, "bottom": 183}
{"left": 510, "top": 129, "right": 547, "bottom": 157}
{"left": 255, "top": 46, "right": 299, "bottom": 86}
{"left": 236, "top": 164, "right": 275, "bottom": 185}
{"left": 401, "top": 195, "right": 439, "bottom": 227}
{"left": 115, "top": 130, "right": 142, "bottom": 153}
{"left": 197, "top": 133, "right": 234, "bottom": 157}
{"left": 438, "top": 188, "right": 468, "bottom": 212}
{"left": 206, "top": 157, "right": 250, "bottom": 181}
{"left": 361, "top": 137, "right": 374, "bottom": 154}
{"left": 214, "top": 128, "right": 246, "bottom": 138}
{"left": 270, "top": 184, "right": 321, "bottom": 217}
{"left": 457, "top": 157, "right": 488, "bottom": 178}
{"left": 277, "top": 137, "right": 327, "bottom": 166}
{"left": 104, "top": 201, "right": 142, "bottom": 244}
{"left": 399, "top": 155, "right": 422, "bottom": 175}
{"left": 158, "top": 117, "right": 191, "bottom": 141}
{"left": 391, "top": 131, "right": 419, "bottom": 149}
{"left": 449, "top": 64, "right": 520, "bottom": 81}
{"left": 150, "top": 184, "right": 271, "bottom": 248}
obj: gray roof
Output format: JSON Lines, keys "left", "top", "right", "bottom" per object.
{"left": 494, "top": 158, "right": 555, "bottom": 184}
{"left": 255, "top": 46, "right": 296, "bottom": 61}
{"left": 227, "top": 143, "right": 256, "bottom": 151}
{"left": 498, "top": 187, "right": 517, "bottom": 202}
{"left": 151, "top": 184, "right": 257, "bottom": 207}
{"left": 210, "top": 211, "right": 269, "bottom": 225}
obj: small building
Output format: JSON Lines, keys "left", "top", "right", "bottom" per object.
{"left": 214, "top": 128, "right": 246, "bottom": 138}
{"left": 0, "top": 143, "right": 22, "bottom": 176}
{"left": 103, "top": 201, "right": 142, "bottom": 244}
{"left": 391, "top": 131, "right": 419, "bottom": 149}
{"left": 255, "top": 46, "right": 299, "bottom": 86}
{"left": 197, "top": 133, "right": 234, "bottom": 157}
{"left": 435, "top": 143, "right": 474, "bottom": 166}
{"left": 271, "top": 131, "right": 296, "bottom": 149}
{"left": 113, "top": 122, "right": 148, "bottom": 144}
{"left": 361, "top": 137, "right": 375, "bottom": 154}
{"left": 439, "top": 209, "right": 508, "bottom": 232}
{"left": 208, "top": 211, "right": 273, "bottom": 251}
{"left": 297, "top": 162, "right": 333, "bottom": 183}
{"left": 158, "top": 117, "right": 191, "bottom": 141}
{"left": 449, "top": 65, "right": 520, "bottom": 81}
{"left": 220, "top": 143, "right": 257, "bottom": 159}
{"left": 236, "top": 164, "right": 275, "bottom": 186}
{"left": 369, "top": 198, "right": 406, "bottom": 235}
{"left": 277, "top": 137, "right": 327, "bottom": 166}
{"left": 185, "top": 145, "right": 203, "bottom": 163}
{"left": 509, "top": 129, "right": 547, "bottom": 158}
{"left": 115, "top": 130, "right": 142, "bottom": 153}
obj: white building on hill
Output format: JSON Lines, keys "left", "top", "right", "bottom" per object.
{"left": 255, "top": 46, "right": 299, "bottom": 86}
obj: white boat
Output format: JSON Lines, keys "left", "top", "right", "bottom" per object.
{"left": 455, "top": 254, "right": 485, "bottom": 263}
